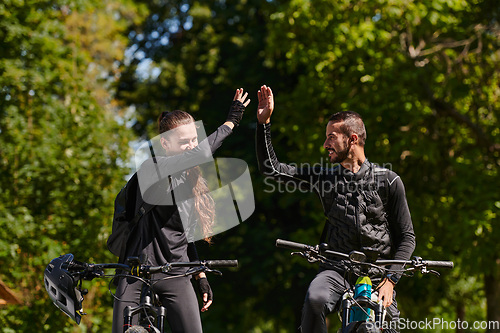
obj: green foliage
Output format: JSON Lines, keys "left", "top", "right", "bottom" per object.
{"left": 117, "top": 0, "right": 500, "bottom": 331}
{"left": 264, "top": 0, "right": 500, "bottom": 328}
{"left": 0, "top": 0, "right": 147, "bottom": 331}
{"left": 1, "top": 0, "right": 499, "bottom": 331}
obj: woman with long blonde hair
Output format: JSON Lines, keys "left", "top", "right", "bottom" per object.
{"left": 112, "top": 89, "right": 250, "bottom": 333}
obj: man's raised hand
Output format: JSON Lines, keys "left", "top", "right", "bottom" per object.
{"left": 257, "top": 85, "right": 274, "bottom": 124}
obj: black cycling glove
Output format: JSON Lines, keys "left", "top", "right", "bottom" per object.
{"left": 196, "top": 277, "right": 213, "bottom": 301}
{"left": 226, "top": 100, "right": 246, "bottom": 127}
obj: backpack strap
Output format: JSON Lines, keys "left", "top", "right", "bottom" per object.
{"left": 117, "top": 201, "right": 156, "bottom": 263}
{"left": 373, "top": 166, "right": 389, "bottom": 210}
{"left": 116, "top": 174, "right": 176, "bottom": 263}
{"left": 318, "top": 167, "right": 340, "bottom": 245}
{"left": 319, "top": 221, "right": 330, "bottom": 245}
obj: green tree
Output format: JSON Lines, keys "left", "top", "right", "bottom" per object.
{"left": 0, "top": 0, "right": 147, "bottom": 331}
{"left": 116, "top": 0, "right": 322, "bottom": 330}
{"left": 266, "top": 0, "right": 500, "bottom": 330}
{"left": 116, "top": 0, "right": 499, "bottom": 332}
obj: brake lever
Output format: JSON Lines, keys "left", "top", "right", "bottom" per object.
{"left": 292, "top": 251, "right": 320, "bottom": 263}
{"left": 411, "top": 257, "right": 441, "bottom": 277}
{"left": 429, "top": 270, "right": 440, "bottom": 276}
{"left": 205, "top": 268, "right": 222, "bottom": 276}
{"left": 186, "top": 266, "right": 223, "bottom": 276}
{"left": 82, "top": 264, "right": 104, "bottom": 280}
{"left": 291, "top": 251, "right": 306, "bottom": 258}
{"left": 420, "top": 266, "right": 440, "bottom": 276}
{"left": 186, "top": 266, "right": 204, "bottom": 276}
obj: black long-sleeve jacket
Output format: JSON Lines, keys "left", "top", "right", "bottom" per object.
{"left": 256, "top": 122, "right": 416, "bottom": 279}
{"left": 113, "top": 124, "right": 233, "bottom": 274}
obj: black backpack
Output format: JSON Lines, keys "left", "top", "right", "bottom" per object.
{"left": 107, "top": 173, "right": 156, "bottom": 263}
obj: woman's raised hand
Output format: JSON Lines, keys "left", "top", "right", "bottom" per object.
{"left": 233, "top": 88, "right": 251, "bottom": 107}
{"left": 226, "top": 88, "right": 250, "bottom": 128}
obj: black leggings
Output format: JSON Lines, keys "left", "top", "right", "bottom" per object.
{"left": 300, "top": 269, "right": 400, "bottom": 333}
{"left": 112, "top": 275, "right": 202, "bottom": 333}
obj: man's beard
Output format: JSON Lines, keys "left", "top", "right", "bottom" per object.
{"left": 330, "top": 141, "right": 350, "bottom": 164}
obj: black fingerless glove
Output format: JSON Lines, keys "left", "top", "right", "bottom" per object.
{"left": 226, "top": 100, "right": 246, "bottom": 127}
{"left": 196, "top": 277, "right": 213, "bottom": 301}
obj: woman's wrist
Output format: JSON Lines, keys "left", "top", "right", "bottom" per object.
{"left": 223, "top": 121, "right": 235, "bottom": 129}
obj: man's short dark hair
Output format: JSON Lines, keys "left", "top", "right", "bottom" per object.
{"left": 328, "top": 111, "right": 366, "bottom": 147}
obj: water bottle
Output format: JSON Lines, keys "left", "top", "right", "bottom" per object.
{"left": 350, "top": 276, "right": 372, "bottom": 322}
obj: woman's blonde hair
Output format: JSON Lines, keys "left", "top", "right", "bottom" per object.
{"left": 158, "top": 111, "right": 215, "bottom": 243}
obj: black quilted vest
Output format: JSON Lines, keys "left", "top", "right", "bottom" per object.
{"left": 321, "top": 160, "right": 393, "bottom": 259}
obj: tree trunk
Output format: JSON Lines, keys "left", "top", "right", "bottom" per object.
{"left": 485, "top": 272, "right": 500, "bottom": 333}
{"left": 456, "top": 301, "right": 465, "bottom": 333}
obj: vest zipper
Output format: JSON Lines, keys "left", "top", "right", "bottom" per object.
{"left": 356, "top": 195, "right": 362, "bottom": 249}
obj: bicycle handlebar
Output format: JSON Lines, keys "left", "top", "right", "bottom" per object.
{"left": 276, "top": 239, "right": 454, "bottom": 270}
{"left": 276, "top": 239, "right": 316, "bottom": 252}
{"left": 65, "top": 259, "right": 238, "bottom": 276}
{"left": 415, "top": 260, "right": 454, "bottom": 269}
{"left": 146, "top": 260, "right": 238, "bottom": 273}
{"left": 44, "top": 254, "right": 238, "bottom": 325}
{"left": 276, "top": 239, "right": 352, "bottom": 261}
{"left": 203, "top": 260, "right": 239, "bottom": 268}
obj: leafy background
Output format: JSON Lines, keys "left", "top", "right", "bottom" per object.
{"left": 0, "top": 0, "right": 499, "bottom": 332}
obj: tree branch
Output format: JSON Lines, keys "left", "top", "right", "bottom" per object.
{"left": 425, "top": 87, "right": 500, "bottom": 154}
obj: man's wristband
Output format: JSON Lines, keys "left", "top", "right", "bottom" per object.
{"left": 386, "top": 273, "right": 399, "bottom": 285}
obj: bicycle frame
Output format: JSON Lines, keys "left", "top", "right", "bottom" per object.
{"left": 275, "top": 239, "right": 453, "bottom": 333}
{"left": 337, "top": 277, "right": 387, "bottom": 333}
{"left": 122, "top": 277, "right": 168, "bottom": 333}
{"left": 119, "top": 256, "right": 214, "bottom": 333}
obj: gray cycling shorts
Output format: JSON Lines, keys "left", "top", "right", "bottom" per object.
{"left": 300, "top": 269, "right": 400, "bottom": 333}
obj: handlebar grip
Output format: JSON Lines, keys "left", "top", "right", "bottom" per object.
{"left": 204, "top": 260, "right": 238, "bottom": 268}
{"left": 423, "top": 260, "right": 454, "bottom": 269}
{"left": 276, "top": 239, "right": 312, "bottom": 251}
